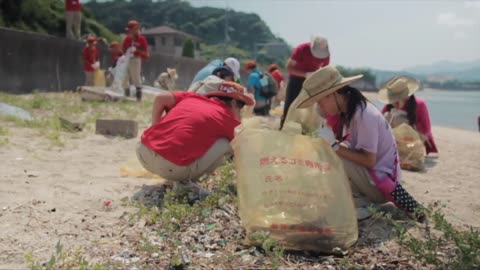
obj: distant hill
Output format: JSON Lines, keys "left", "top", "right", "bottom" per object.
{"left": 403, "top": 59, "right": 480, "bottom": 83}
{"left": 83, "top": 0, "right": 291, "bottom": 66}
{"left": 371, "top": 69, "right": 425, "bottom": 87}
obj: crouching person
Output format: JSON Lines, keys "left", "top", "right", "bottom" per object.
{"left": 137, "top": 76, "right": 254, "bottom": 197}
{"left": 298, "top": 66, "right": 425, "bottom": 222}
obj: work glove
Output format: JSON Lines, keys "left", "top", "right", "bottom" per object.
{"left": 91, "top": 61, "right": 100, "bottom": 70}
{"left": 314, "top": 125, "right": 339, "bottom": 151}
{"left": 390, "top": 108, "right": 407, "bottom": 117}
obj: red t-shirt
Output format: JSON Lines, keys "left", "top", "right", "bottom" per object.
{"left": 65, "top": 0, "right": 81, "bottom": 11}
{"left": 270, "top": 69, "right": 284, "bottom": 88}
{"left": 141, "top": 92, "right": 241, "bottom": 166}
{"left": 290, "top": 42, "right": 330, "bottom": 78}
{"left": 122, "top": 34, "right": 149, "bottom": 59}
{"left": 82, "top": 46, "right": 98, "bottom": 72}
{"left": 111, "top": 51, "right": 123, "bottom": 67}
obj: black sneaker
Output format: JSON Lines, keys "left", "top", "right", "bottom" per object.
{"left": 124, "top": 88, "right": 131, "bottom": 97}
{"left": 136, "top": 87, "right": 142, "bottom": 102}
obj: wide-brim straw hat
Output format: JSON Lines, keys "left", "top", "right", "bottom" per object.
{"left": 378, "top": 76, "right": 420, "bottom": 104}
{"left": 167, "top": 68, "right": 178, "bottom": 80}
{"left": 197, "top": 75, "right": 254, "bottom": 106}
{"left": 297, "top": 65, "right": 363, "bottom": 109}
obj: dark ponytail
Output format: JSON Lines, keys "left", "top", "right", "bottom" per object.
{"left": 337, "top": 85, "right": 367, "bottom": 127}
{"left": 406, "top": 95, "right": 417, "bottom": 127}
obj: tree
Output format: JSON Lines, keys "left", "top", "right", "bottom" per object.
{"left": 182, "top": 38, "right": 194, "bottom": 58}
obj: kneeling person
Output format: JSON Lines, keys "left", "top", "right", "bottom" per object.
{"left": 137, "top": 77, "right": 254, "bottom": 189}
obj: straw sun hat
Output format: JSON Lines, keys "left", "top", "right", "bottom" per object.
{"left": 378, "top": 76, "right": 420, "bottom": 104}
{"left": 297, "top": 65, "right": 363, "bottom": 109}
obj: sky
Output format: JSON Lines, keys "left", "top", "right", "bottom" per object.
{"left": 187, "top": 0, "right": 480, "bottom": 70}
{"left": 85, "top": 0, "right": 480, "bottom": 70}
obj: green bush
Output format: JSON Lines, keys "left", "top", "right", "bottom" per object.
{"left": 182, "top": 38, "right": 195, "bottom": 58}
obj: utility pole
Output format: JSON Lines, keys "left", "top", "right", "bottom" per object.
{"left": 223, "top": 0, "right": 229, "bottom": 59}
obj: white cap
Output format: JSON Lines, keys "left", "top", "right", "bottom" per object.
{"left": 310, "top": 35, "right": 330, "bottom": 59}
{"left": 224, "top": 57, "right": 241, "bottom": 80}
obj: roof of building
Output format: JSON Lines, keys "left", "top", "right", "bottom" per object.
{"left": 142, "top": 26, "right": 199, "bottom": 40}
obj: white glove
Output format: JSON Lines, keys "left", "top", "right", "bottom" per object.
{"left": 314, "top": 126, "right": 339, "bottom": 151}
{"left": 91, "top": 61, "right": 100, "bottom": 70}
{"left": 126, "top": 47, "right": 136, "bottom": 58}
{"left": 390, "top": 108, "right": 407, "bottom": 117}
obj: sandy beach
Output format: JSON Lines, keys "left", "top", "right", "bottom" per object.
{"left": 0, "top": 92, "right": 479, "bottom": 269}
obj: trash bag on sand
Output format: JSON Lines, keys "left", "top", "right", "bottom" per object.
{"left": 393, "top": 123, "right": 426, "bottom": 171}
{"left": 120, "top": 158, "right": 165, "bottom": 182}
{"left": 232, "top": 120, "right": 358, "bottom": 253}
{"left": 93, "top": 69, "right": 106, "bottom": 87}
{"left": 285, "top": 90, "right": 324, "bottom": 133}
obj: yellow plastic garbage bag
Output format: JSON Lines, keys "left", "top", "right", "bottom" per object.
{"left": 232, "top": 125, "right": 358, "bottom": 253}
{"left": 285, "top": 90, "right": 324, "bottom": 133}
{"left": 93, "top": 69, "right": 106, "bottom": 87}
{"left": 120, "top": 158, "right": 165, "bottom": 182}
{"left": 393, "top": 123, "right": 426, "bottom": 171}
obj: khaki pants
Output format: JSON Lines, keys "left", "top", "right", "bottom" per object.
{"left": 136, "top": 139, "right": 233, "bottom": 183}
{"left": 84, "top": 71, "right": 94, "bottom": 86}
{"left": 123, "top": 57, "right": 142, "bottom": 89}
{"left": 341, "top": 158, "right": 387, "bottom": 206}
{"left": 65, "top": 11, "right": 81, "bottom": 39}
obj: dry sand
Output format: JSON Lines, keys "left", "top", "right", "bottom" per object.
{"left": 0, "top": 102, "right": 479, "bottom": 268}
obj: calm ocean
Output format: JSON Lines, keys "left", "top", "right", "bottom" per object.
{"left": 372, "top": 89, "right": 480, "bottom": 131}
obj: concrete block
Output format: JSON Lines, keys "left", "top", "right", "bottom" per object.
{"left": 59, "top": 116, "right": 85, "bottom": 132}
{"left": 95, "top": 119, "right": 138, "bottom": 139}
{"left": 80, "top": 86, "right": 128, "bottom": 102}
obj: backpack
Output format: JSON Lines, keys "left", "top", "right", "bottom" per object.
{"left": 259, "top": 72, "right": 278, "bottom": 98}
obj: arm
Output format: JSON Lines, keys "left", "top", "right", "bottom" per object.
{"left": 152, "top": 91, "right": 176, "bottom": 124}
{"left": 138, "top": 36, "right": 150, "bottom": 60}
{"left": 336, "top": 147, "right": 377, "bottom": 169}
{"left": 415, "top": 100, "right": 432, "bottom": 136}
{"left": 286, "top": 58, "right": 308, "bottom": 78}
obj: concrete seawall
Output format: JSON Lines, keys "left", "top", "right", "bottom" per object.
{"left": 0, "top": 27, "right": 207, "bottom": 93}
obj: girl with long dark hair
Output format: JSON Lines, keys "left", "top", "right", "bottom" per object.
{"left": 379, "top": 76, "right": 438, "bottom": 154}
{"left": 298, "top": 66, "right": 425, "bottom": 222}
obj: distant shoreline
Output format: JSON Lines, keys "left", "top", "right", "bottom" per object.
{"left": 423, "top": 88, "right": 480, "bottom": 92}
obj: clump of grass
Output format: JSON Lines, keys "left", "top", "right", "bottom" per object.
{"left": 376, "top": 204, "right": 480, "bottom": 270}
{"left": 24, "top": 241, "right": 110, "bottom": 270}
{"left": 251, "top": 230, "right": 285, "bottom": 269}
{"left": 0, "top": 126, "right": 8, "bottom": 136}
{"left": 130, "top": 161, "right": 238, "bottom": 232}
{"left": 0, "top": 91, "right": 153, "bottom": 146}
{"left": 0, "top": 126, "right": 9, "bottom": 146}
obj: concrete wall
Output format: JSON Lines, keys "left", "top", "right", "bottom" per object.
{"left": 0, "top": 27, "right": 207, "bottom": 93}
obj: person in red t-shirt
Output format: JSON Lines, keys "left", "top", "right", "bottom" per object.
{"left": 65, "top": 0, "right": 82, "bottom": 39}
{"left": 280, "top": 35, "right": 331, "bottom": 129}
{"left": 82, "top": 36, "right": 99, "bottom": 86}
{"left": 268, "top": 64, "right": 286, "bottom": 108}
{"left": 122, "top": 20, "right": 150, "bottom": 101}
{"left": 137, "top": 76, "right": 254, "bottom": 194}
